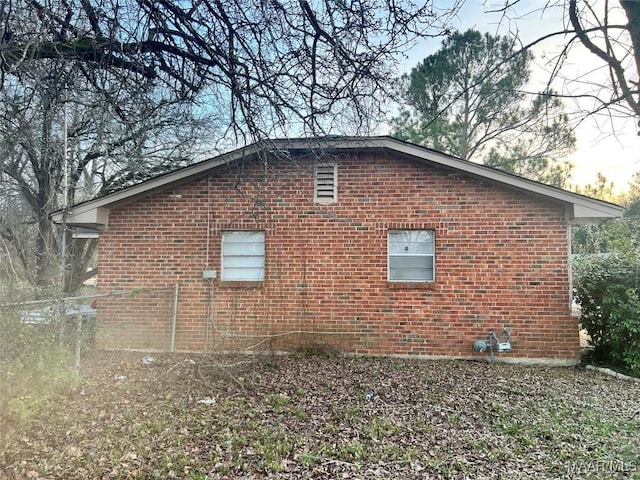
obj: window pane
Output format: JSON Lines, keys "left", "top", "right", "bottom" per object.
{"left": 389, "top": 256, "right": 434, "bottom": 281}
{"left": 223, "top": 231, "right": 265, "bottom": 254}
{"left": 223, "top": 267, "right": 265, "bottom": 281}
{"left": 223, "top": 241, "right": 265, "bottom": 255}
{"left": 222, "top": 231, "right": 265, "bottom": 281}
{"left": 390, "top": 256, "right": 434, "bottom": 269}
{"left": 389, "top": 230, "right": 433, "bottom": 255}
{"left": 224, "top": 231, "right": 264, "bottom": 243}
{"left": 388, "top": 229, "right": 435, "bottom": 282}
{"left": 389, "top": 266, "right": 433, "bottom": 282}
{"left": 223, "top": 255, "right": 265, "bottom": 269}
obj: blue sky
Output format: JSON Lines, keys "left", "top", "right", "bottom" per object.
{"left": 397, "top": 0, "right": 639, "bottom": 193}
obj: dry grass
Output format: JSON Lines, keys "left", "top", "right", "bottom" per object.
{"left": 1, "top": 351, "right": 639, "bottom": 479}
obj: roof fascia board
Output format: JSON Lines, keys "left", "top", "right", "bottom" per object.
{"left": 360, "top": 138, "right": 622, "bottom": 213}
{"left": 59, "top": 206, "right": 108, "bottom": 228}
{"left": 51, "top": 142, "right": 270, "bottom": 224}
{"left": 273, "top": 136, "right": 623, "bottom": 220}
{"left": 53, "top": 136, "right": 623, "bottom": 227}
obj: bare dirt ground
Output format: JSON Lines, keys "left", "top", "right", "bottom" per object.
{"left": 1, "top": 352, "right": 639, "bottom": 479}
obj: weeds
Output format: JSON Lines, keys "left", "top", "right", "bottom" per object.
{"left": 0, "top": 312, "right": 77, "bottom": 426}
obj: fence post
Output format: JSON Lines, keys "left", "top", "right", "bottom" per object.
{"left": 57, "top": 298, "right": 66, "bottom": 347}
{"left": 170, "top": 284, "right": 179, "bottom": 352}
{"left": 74, "top": 315, "right": 82, "bottom": 375}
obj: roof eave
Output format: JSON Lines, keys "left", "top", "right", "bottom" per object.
{"left": 569, "top": 203, "right": 624, "bottom": 225}
{"left": 50, "top": 147, "right": 261, "bottom": 229}
{"left": 51, "top": 136, "right": 624, "bottom": 229}
{"left": 52, "top": 206, "right": 109, "bottom": 230}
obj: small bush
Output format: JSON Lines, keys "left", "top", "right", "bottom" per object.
{"left": 573, "top": 253, "right": 640, "bottom": 376}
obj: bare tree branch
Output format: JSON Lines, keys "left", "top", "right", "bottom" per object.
{"left": 490, "top": 1, "right": 640, "bottom": 132}
{"left": 0, "top": 0, "right": 462, "bottom": 139}
{"left": 569, "top": 0, "right": 639, "bottom": 118}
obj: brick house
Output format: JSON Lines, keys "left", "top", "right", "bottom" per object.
{"left": 54, "top": 137, "right": 622, "bottom": 363}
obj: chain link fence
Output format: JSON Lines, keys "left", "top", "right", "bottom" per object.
{"left": 92, "top": 285, "right": 178, "bottom": 352}
{"left": 0, "top": 285, "right": 178, "bottom": 371}
{"left": 0, "top": 285, "right": 178, "bottom": 429}
{"left": 0, "top": 283, "right": 348, "bottom": 428}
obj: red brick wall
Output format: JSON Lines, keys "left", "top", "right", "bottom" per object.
{"left": 97, "top": 152, "right": 579, "bottom": 360}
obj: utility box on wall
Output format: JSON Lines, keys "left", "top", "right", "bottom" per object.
{"left": 202, "top": 270, "right": 217, "bottom": 280}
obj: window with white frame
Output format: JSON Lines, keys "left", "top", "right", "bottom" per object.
{"left": 222, "top": 231, "right": 265, "bottom": 281}
{"left": 388, "top": 230, "right": 435, "bottom": 282}
{"left": 314, "top": 163, "right": 337, "bottom": 203}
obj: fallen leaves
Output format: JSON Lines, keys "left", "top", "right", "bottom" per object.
{"left": 1, "top": 353, "right": 639, "bottom": 479}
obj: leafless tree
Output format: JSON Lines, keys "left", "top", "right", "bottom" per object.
{"left": 0, "top": 0, "right": 462, "bottom": 140}
{"left": 568, "top": 0, "right": 639, "bottom": 124}
{"left": 0, "top": 60, "right": 207, "bottom": 293}
{"left": 488, "top": 0, "right": 639, "bottom": 132}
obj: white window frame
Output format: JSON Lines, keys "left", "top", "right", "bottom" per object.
{"left": 221, "top": 230, "right": 265, "bottom": 281}
{"left": 314, "top": 162, "right": 337, "bottom": 203}
{"left": 388, "top": 230, "right": 435, "bottom": 282}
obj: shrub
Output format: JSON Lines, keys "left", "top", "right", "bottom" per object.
{"left": 573, "top": 253, "right": 640, "bottom": 376}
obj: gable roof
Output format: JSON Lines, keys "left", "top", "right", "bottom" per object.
{"left": 51, "top": 136, "right": 623, "bottom": 229}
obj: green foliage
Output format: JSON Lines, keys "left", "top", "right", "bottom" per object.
{"left": 573, "top": 198, "right": 640, "bottom": 257}
{"left": 573, "top": 253, "right": 640, "bottom": 376}
{"left": 396, "top": 30, "right": 532, "bottom": 157}
{"left": 392, "top": 29, "right": 574, "bottom": 187}
{"left": 485, "top": 137, "right": 573, "bottom": 188}
{"left": 573, "top": 220, "right": 637, "bottom": 257}
{"left": 573, "top": 193, "right": 640, "bottom": 376}
{"left": 0, "top": 311, "right": 76, "bottom": 425}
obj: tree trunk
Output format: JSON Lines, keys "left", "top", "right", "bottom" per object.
{"left": 621, "top": 0, "right": 640, "bottom": 125}
{"left": 35, "top": 214, "right": 54, "bottom": 288}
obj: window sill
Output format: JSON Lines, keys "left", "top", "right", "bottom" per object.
{"left": 218, "top": 281, "right": 263, "bottom": 289}
{"left": 388, "top": 282, "right": 437, "bottom": 290}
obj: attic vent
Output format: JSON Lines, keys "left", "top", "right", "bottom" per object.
{"left": 314, "top": 163, "right": 337, "bottom": 203}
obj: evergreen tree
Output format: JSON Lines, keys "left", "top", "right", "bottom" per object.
{"left": 393, "top": 29, "right": 575, "bottom": 187}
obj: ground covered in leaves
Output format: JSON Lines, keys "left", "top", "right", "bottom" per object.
{"left": 1, "top": 352, "right": 639, "bottom": 479}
